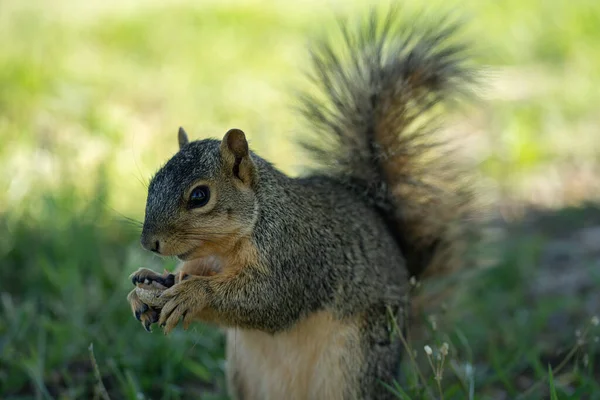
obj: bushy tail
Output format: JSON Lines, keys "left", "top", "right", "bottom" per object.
{"left": 296, "top": 8, "right": 478, "bottom": 282}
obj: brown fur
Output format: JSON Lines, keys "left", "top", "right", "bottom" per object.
{"left": 178, "top": 232, "right": 259, "bottom": 277}
{"left": 130, "top": 234, "right": 263, "bottom": 333}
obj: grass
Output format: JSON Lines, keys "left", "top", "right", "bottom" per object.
{"left": 402, "top": 206, "right": 600, "bottom": 399}
{"left": 1, "top": 0, "right": 599, "bottom": 398}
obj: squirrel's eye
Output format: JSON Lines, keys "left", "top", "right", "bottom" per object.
{"left": 189, "top": 185, "right": 210, "bottom": 208}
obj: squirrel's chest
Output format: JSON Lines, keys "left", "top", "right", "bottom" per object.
{"left": 225, "top": 310, "right": 362, "bottom": 400}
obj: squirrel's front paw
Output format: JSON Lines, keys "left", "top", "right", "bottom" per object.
{"left": 127, "top": 267, "right": 175, "bottom": 332}
{"left": 127, "top": 289, "right": 160, "bottom": 332}
{"left": 158, "top": 278, "right": 207, "bottom": 335}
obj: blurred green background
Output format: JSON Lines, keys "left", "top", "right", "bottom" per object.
{"left": 1, "top": 0, "right": 599, "bottom": 399}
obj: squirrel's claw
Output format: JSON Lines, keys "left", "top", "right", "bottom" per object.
{"left": 157, "top": 280, "right": 205, "bottom": 335}
{"left": 130, "top": 267, "right": 176, "bottom": 288}
{"left": 130, "top": 267, "right": 159, "bottom": 286}
{"left": 159, "top": 301, "right": 183, "bottom": 335}
{"left": 137, "top": 307, "right": 159, "bottom": 333}
{"left": 143, "top": 320, "right": 152, "bottom": 333}
{"left": 134, "top": 303, "right": 149, "bottom": 321}
{"left": 142, "top": 308, "right": 160, "bottom": 333}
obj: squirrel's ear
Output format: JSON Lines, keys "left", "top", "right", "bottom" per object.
{"left": 220, "top": 129, "right": 256, "bottom": 185}
{"left": 178, "top": 127, "right": 189, "bottom": 149}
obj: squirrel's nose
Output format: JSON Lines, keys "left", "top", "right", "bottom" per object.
{"left": 140, "top": 234, "right": 161, "bottom": 254}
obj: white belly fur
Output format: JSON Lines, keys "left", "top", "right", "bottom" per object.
{"left": 226, "top": 310, "right": 362, "bottom": 400}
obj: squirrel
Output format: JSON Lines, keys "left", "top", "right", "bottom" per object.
{"left": 127, "top": 7, "right": 477, "bottom": 400}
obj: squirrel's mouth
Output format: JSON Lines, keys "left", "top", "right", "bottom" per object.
{"left": 176, "top": 247, "right": 199, "bottom": 261}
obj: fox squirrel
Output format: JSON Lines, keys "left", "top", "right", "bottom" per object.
{"left": 127, "top": 7, "right": 477, "bottom": 400}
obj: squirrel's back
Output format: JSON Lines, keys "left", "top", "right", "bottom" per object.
{"left": 250, "top": 154, "right": 409, "bottom": 308}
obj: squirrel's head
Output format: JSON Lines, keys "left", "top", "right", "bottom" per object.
{"left": 140, "top": 127, "right": 257, "bottom": 260}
